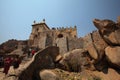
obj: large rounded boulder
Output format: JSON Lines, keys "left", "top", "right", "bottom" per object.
{"left": 105, "top": 46, "right": 120, "bottom": 69}
{"left": 59, "top": 49, "right": 94, "bottom": 72}
{"left": 39, "top": 70, "right": 60, "bottom": 80}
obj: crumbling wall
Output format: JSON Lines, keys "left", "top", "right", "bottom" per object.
{"left": 68, "top": 37, "right": 84, "bottom": 51}
{"left": 56, "top": 37, "right": 68, "bottom": 54}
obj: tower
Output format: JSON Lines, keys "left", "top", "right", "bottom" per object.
{"left": 28, "top": 19, "right": 50, "bottom": 48}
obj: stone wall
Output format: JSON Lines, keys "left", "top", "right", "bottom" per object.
{"left": 68, "top": 37, "right": 84, "bottom": 51}
{"left": 83, "top": 33, "right": 93, "bottom": 48}
{"left": 56, "top": 37, "right": 68, "bottom": 54}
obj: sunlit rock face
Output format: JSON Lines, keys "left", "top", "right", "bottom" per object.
{"left": 93, "top": 18, "right": 120, "bottom": 45}
{"left": 83, "top": 31, "right": 108, "bottom": 62}
{"left": 39, "top": 70, "right": 60, "bottom": 80}
{"left": 18, "top": 46, "right": 59, "bottom": 80}
{"left": 105, "top": 46, "right": 120, "bottom": 69}
{"left": 59, "top": 49, "right": 95, "bottom": 72}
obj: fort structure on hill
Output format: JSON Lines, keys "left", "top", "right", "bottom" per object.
{"left": 1, "top": 17, "right": 120, "bottom": 80}
{"left": 28, "top": 19, "right": 83, "bottom": 54}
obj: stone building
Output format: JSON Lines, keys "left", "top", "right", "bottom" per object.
{"left": 28, "top": 19, "right": 83, "bottom": 54}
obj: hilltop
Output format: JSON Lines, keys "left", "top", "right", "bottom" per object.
{"left": 0, "top": 16, "right": 120, "bottom": 80}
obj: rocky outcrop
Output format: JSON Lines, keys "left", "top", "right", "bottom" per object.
{"left": 0, "top": 39, "right": 28, "bottom": 54}
{"left": 105, "top": 46, "right": 120, "bottom": 69}
{"left": 93, "top": 19, "right": 117, "bottom": 34}
{"left": 10, "top": 48, "right": 24, "bottom": 56}
{"left": 40, "top": 70, "right": 60, "bottom": 80}
{"left": 59, "top": 49, "right": 95, "bottom": 72}
{"left": 0, "top": 39, "right": 19, "bottom": 54}
{"left": 83, "top": 31, "right": 108, "bottom": 62}
{"left": 39, "top": 68, "right": 120, "bottom": 80}
{"left": 18, "top": 46, "right": 59, "bottom": 80}
{"left": 93, "top": 18, "right": 120, "bottom": 45}
{"left": 92, "top": 17, "right": 120, "bottom": 70}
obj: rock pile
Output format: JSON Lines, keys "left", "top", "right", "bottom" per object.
{"left": 93, "top": 17, "right": 120, "bottom": 69}
{"left": 59, "top": 16, "right": 120, "bottom": 72}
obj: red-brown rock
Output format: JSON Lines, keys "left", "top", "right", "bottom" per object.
{"left": 83, "top": 31, "right": 108, "bottom": 62}
{"left": 105, "top": 46, "right": 120, "bottom": 69}
{"left": 93, "top": 18, "right": 120, "bottom": 45}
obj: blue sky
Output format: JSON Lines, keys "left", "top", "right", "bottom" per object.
{"left": 0, "top": 0, "right": 120, "bottom": 44}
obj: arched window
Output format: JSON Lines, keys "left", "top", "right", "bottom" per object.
{"left": 57, "top": 34, "right": 63, "bottom": 38}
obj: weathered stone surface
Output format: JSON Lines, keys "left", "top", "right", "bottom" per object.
{"left": 103, "top": 29, "right": 120, "bottom": 45}
{"left": 0, "top": 39, "right": 27, "bottom": 54}
{"left": 83, "top": 33, "right": 98, "bottom": 60}
{"left": 93, "top": 18, "right": 120, "bottom": 45}
{"left": 83, "top": 34, "right": 93, "bottom": 48}
{"left": 83, "top": 31, "right": 108, "bottom": 62}
{"left": 93, "top": 68, "right": 120, "bottom": 80}
{"left": 86, "top": 43, "right": 98, "bottom": 60}
{"left": 56, "top": 37, "right": 68, "bottom": 54}
{"left": 40, "top": 70, "right": 60, "bottom": 80}
{"left": 38, "top": 33, "right": 47, "bottom": 49}
{"left": 59, "top": 49, "right": 94, "bottom": 72}
{"left": 68, "top": 37, "right": 84, "bottom": 51}
{"left": 114, "top": 29, "right": 120, "bottom": 44}
{"left": 106, "top": 32, "right": 118, "bottom": 44}
{"left": 105, "top": 46, "right": 120, "bottom": 69}
{"left": 92, "top": 31, "right": 108, "bottom": 61}
{"left": 101, "top": 28, "right": 119, "bottom": 45}
{"left": 93, "top": 19, "right": 117, "bottom": 34}
{"left": 28, "top": 20, "right": 79, "bottom": 54}
{"left": 18, "top": 46, "right": 59, "bottom": 80}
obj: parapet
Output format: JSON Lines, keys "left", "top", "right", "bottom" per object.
{"left": 32, "top": 19, "right": 46, "bottom": 26}
{"left": 52, "top": 26, "right": 77, "bottom": 31}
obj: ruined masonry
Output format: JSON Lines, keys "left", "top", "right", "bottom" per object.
{"left": 28, "top": 19, "right": 83, "bottom": 54}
